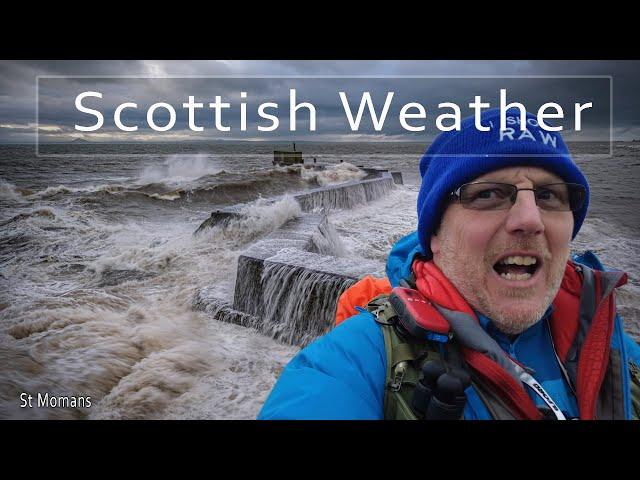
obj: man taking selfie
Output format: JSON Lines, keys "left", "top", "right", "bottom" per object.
{"left": 258, "top": 108, "right": 640, "bottom": 420}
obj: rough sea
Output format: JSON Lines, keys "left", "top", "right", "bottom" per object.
{"left": 1, "top": 141, "right": 638, "bottom": 419}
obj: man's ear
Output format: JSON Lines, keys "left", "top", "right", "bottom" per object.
{"left": 430, "top": 231, "right": 440, "bottom": 256}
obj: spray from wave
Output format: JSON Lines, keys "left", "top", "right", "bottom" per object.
{"left": 138, "top": 154, "right": 223, "bottom": 185}
{"left": 300, "top": 162, "right": 367, "bottom": 186}
{"left": 29, "top": 184, "right": 128, "bottom": 199}
{"left": 0, "top": 179, "right": 28, "bottom": 202}
{"left": 196, "top": 195, "right": 302, "bottom": 244}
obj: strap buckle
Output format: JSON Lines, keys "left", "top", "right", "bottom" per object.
{"left": 390, "top": 361, "right": 408, "bottom": 392}
{"left": 372, "top": 305, "right": 396, "bottom": 326}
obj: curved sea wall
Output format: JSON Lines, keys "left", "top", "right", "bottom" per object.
{"left": 193, "top": 168, "right": 401, "bottom": 347}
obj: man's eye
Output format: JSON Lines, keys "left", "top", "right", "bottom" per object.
{"left": 475, "top": 188, "right": 504, "bottom": 199}
{"left": 475, "top": 190, "right": 492, "bottom": 199}
{"left": 536, "top": 188, "right": 555, "bottom": 200}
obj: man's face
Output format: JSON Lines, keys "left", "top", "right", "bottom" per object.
{"left": 430, "top": 166, "right": 574, "bottom": 335}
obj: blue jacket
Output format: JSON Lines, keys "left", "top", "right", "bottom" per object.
{"left": 258, "top": 232, "right": 640, "bottom": 419}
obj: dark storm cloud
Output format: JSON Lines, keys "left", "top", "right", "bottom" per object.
{"left": 1, "top": 60, "right": 638, "bottom": 143}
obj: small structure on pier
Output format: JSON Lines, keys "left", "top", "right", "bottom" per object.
{"left": 273, "top": 142, "right": 303, "bottom": 166}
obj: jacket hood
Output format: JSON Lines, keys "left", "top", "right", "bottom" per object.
{"left": 385, "top": 231, "right": 424, "bottom": 287}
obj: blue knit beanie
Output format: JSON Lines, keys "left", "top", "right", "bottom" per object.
{"left": 417, "top": 107, "right": 590, "bottom": 258}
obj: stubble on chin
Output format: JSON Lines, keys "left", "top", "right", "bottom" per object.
{"left": 435, "top": 238, "right": 570, "bottom": 335}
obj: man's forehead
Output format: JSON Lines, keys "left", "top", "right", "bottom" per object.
{"left": 473, "top": 166, "right": 564, "bottom": 184}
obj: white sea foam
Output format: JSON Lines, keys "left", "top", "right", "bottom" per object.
{"left": 91, "top": 319, "right": 297, "bottom": 420}
{"left": 0, "top": 179, "right": 25, "bottom": 201}
{"left": 147, "top": 192, "right": 182, "bottom": 201}
{"left": 1, "top": 298, "right": 298, "bottom": 420}
{"left": 138, "top": 154, "right": 222, "bottom": 185}
{"left": 0, "top": 197, "right": 301, "bottom": 419}
{"left": 327, "top": 185, "right": 419, "bottom": 264}
{"left": 29, "top": 183, "right": 127, "bottom": 199}
{"left": 196, "top": 195, "right": 302, "bottom": 245}
{"left": 301, "top": 162, "right": 368, "bottom": 186}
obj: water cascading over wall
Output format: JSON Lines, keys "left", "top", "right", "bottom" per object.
{"left": 230, "top": 217, "right": 384, "bottom": 346}
{"left": 258, "top": 263, "right": 356, "bottom": 346}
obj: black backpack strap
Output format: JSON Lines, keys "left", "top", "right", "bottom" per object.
{"left": 367, "top": 293, "right": 465, "bottom": 419}
{"left": 367, "top": 288, "right": 523, "bottom": 420}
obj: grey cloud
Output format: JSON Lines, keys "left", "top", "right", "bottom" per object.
{"left": 1, "top": 60, "right": 638, "bottom": 143}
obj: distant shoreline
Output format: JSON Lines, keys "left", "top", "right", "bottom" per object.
{"left": 0, "top": 140, "right": 632, "bottom": 146}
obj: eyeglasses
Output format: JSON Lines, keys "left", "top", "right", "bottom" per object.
{"left": 451, "top": 182, "right": 586, "bottom": 212}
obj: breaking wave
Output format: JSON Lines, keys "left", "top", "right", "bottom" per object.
{"left": 0, "top": 208, "right": 57, "bottom": 227}
{"left": 0, "top": 179, "right": 29, "bottom": 201}
{"left": 300, "top": 162, "right": 368, "bottom": 186}
{"left": 30, "top": 184, "right": 127, "bottom": 199}
{"left": 137, "top": 154, "right": 223, "bottom": 185}
{"left": 26, "top": 167, "right": 315, "bottom": 206}
{"left": 0, "top": 192, "right": 304, "bottom": 419}
{"left": 196, "top": 195, "right": 302, "bottom": 244}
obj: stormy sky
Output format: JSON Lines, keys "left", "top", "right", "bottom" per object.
{"left": 1, "top": 60, "right": 639, "bottom": 143}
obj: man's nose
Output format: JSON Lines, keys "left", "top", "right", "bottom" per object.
{"left": 504, "top": 189, "right": 545, "bottom": 236}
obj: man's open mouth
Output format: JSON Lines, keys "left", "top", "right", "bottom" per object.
{"left": 493, "top": 254, "right": 541, "bottom": 281}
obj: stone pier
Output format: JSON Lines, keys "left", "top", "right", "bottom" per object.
{"left": 193, "top": 167, "right": 400, "bottom": 346}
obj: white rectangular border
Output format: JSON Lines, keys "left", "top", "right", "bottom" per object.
{"left": 35, "top": 75, "right": 614, "bottom": 158}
